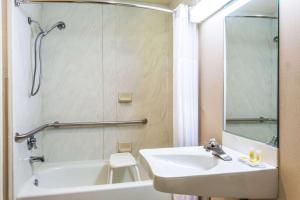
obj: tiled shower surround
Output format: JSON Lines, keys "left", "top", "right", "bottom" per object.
{"left": 11, "top": 4, "right": 43, "bottom": 196}
{"left": 40, "top": 4, "right": 173, "bottom": 162}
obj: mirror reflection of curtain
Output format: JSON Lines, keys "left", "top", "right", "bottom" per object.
{"left": 173, "top": 4, "right": 198, "bottom": 200}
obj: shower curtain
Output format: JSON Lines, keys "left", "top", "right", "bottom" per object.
{"left": 173, "top": 4, "right": 199, "bottom": 200}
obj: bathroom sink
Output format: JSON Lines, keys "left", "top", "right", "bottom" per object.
{"left": 151, "top": 154, "right": 218, "bottom": 171}
{"left": 147, "top": 153, "right": 219, "bottom": 177}
{"left": 139, "top": 146, "right": 278, "bottom": 199}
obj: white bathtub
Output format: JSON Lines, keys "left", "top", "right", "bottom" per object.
{"left": 17, "top": 160, "right": 172, "bottom": 200}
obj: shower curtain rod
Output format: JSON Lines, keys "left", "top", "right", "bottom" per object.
{"left": 227, "top": 15, "right": 278, "bottom": 19}
{"left": 15, "top": 0, "right": 173, "bottom": 13}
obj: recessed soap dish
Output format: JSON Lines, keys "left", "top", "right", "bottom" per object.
{"left": 118, "top": 93, "right": 133, "bottom": 103}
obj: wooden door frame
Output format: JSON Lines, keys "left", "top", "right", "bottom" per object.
{"left": 2, "top": 0, "right": 10, "bottom": 199}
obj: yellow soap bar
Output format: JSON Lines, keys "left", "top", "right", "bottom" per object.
{"left": 249, "top": 149, "right": 255, "bottom": 161}
{"left": 255, "top": 150, "right": 262, "bottom": 163}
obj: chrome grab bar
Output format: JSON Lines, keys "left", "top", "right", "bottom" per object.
{"left": 15, "top": 118, "right": 148, "bottom": 143}
{"left": 226, "top": 117, "right": 277, "bottom": 123}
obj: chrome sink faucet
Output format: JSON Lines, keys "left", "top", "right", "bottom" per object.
{"left": 204, "top": 138, "right": 232, "bottom": 161}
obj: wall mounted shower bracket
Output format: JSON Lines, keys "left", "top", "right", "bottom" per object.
{"left": 15, "top": 0, "right": 24, "bottom": 6}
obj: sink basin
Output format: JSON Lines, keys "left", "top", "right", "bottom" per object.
{"left": 152, "top": 154, "right": 218, "bottom": 171}
{"left": 148, "top": 154, "right": 219, "bottom": 177}
{"left": 140, "top": 146, "right": 278, "bottom": 199}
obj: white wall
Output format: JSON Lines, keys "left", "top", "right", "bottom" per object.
{"left": 10, "top": 3, "right": 42, "bottom": 198}
{"left": 40, "top": 4, "right": 173, "bottom": 162}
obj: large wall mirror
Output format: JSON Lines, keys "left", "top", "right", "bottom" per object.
{"left": 224, "top": 0, "right": 279, "bottom": 147}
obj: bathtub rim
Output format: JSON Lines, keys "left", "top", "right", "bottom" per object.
{"left": 18, "top": 177, "right": 154, "bottom": 199}
{"left": 17, "top": 159, "right": 154, "bottom": 199}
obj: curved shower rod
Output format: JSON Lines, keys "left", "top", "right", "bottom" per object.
{"left": 15, "top": 0, "right": 173, "bottom": 13}
{"left": 226, "top": 15, "right": 278, "bottom": 19}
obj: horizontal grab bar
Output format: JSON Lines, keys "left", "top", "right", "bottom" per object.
{"left": 226, "top": 117, "right": 277, "bottom": 123}
{"left": 15, "top": 118, "right": 148, "bottom": 143}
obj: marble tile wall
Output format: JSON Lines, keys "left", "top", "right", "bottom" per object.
{"left": 41, "top": 4, "right": 104, "bottom": 162}
{"left": 41, "top": 4, "right": 173, "bottom": 162}
{"left": 10, "top": 4, "right": 43, "bottom": 198}
{"left": 225, "top": 17, "right": 278, "bottom": 143}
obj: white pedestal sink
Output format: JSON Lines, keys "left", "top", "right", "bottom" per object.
{"left": 139, "top": 146, "right": 278, "bottom": 199}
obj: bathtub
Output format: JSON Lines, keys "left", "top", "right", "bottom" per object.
{"left": 17, "top": 160, "right": 172, "bottom": 200}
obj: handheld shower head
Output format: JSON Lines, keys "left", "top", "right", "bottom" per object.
{"left": 28, "top": 17, "right": 66, "bottom": 97}
{"left": 57, "top": 22, "right": 66, "bottom": 30}
{"left": 28, "top": 17, "right": 66, "bottom": 36}
{"left": 44, "top": 21, "right": 66, "bottom": 35}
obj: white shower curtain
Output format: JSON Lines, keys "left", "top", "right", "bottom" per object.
{"left": 173, "top": 4, "right": 199, "bottom": 148}
{"left": 173, "top": 4, "right": 199, "bottom": 200}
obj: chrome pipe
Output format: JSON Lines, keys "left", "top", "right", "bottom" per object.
{"left": 15, "top": 0, "right": 173, "bottom": 13}
{"left": 226, "top": 117, "right": 277, "bottom": 124}
{"left": 15, "top": 118, "right": 148, "bottom": 143}
{"left": 227, "top": 15, "right": 278, "bottom": 19}
{"left": 51, "top": 119, "right": 148, "bottom": 128}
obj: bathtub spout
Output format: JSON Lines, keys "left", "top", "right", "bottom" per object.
{"left": 29, "top": 156, "right": 45, "bottom": 164}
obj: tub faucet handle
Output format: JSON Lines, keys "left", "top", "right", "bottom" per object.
{"left": 27, "top": 136, "right": 37, "bottom": 150}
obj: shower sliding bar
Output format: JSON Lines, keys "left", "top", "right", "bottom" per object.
{"left": 14, "top": 0, "right": 173, "bottom": 13}
{"left": 15, "top": 118, "right": 148, "bottom": 143}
